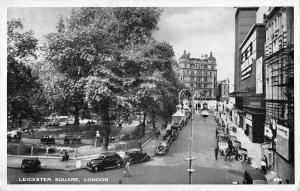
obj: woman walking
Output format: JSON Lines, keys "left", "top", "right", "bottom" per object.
{"left": 123, "top": 159, "right": 131, "bottom": 177}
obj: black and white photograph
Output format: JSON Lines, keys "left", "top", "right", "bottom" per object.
{"left": 1, "top": 0, "right": 299, "bottom": 190}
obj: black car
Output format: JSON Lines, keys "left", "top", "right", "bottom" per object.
{"left": 86, "top": 152, "right": 124, "bottom": 172}
{"left": 119, "top": 133, "right": 131, "bottom": 141}
{"left": 21, "top": 158, "right": 41, "bottom": 173}
{"left": 125, "top": 149, "right": 151, "bottom": 164}
{"left": 41, "top": 137, "right": 55, "bottom": 144}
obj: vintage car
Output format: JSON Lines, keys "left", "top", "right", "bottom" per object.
{"left": 155, "top": 141, "right": 169, "bottom": 155}
{"left": 119, "top": 133, "right": 131, "bottom": 141}
{"left": 40, "top": 136, "right": 55, "bottom": 144}
{"left": 228, "top": 135, "right": 237, "bottom": 142}
{"left": 125, "top": 149, "right": 151, "bottom": 164}
{"left": 237, "top": 147, "right": 248, "bottom": 160}
{"left": 162, "top": 134, "right": 172, "bottom": 145}
{"left": 217, "top": 133, "right": 228, "bottom": 142}
{"left": 243, "top": 167, "right": 267, "bottom": 184}
{"left": 218, "top": 138, "right": 229, "bottom": 155}
{"left": 21, "top": 157, "right": 41, "bottom": 173}
{"left": 64, "top": 135, "right": 81, "bottom": 144}
{"left": 232, "top": 140, "right": 242, "bottom": 149}
{"left": 86, "top": 152, "right": 124, "bottom": 172}
{"left": 171, "top": 125, "right": 180, "bottom": 140}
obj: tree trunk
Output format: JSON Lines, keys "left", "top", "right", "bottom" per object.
{"left": 101, "top": 103, "right": 110, "bottom": 152}
{"left": 74, "top": 107, "right": 80, "bottom": 125}
{"left": 142, "top": 112, "right": 147, "bottom": 137}
{"left": 151, "top": 112, "right": 156, "bottom": 129}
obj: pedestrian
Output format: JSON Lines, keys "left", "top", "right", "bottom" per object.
{"left": 235, "top": 149, "right": 239, "bottom": 161}
{"left": 138, "top": 139, "right": 142, "bottom": 154}
{"left": 224, "top": 148, "right": 228, "bottom": 161}
{"left": 264, "top": 155, "right": 268, "bottom": 170}
{"left": 214, "top": 146, "right": 219, "bottom": 160}
{"left": 123, "top": 159, "right": 131, "bottom": 177}
{"left": 261, "top": 158, "right": 267, "bottom": 174}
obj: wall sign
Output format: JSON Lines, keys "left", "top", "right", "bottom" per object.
{"left": 276, "top": 124, "right": 289, "bottom": 160}
{"left": 256, "top": 57, "right": 263, "bottom": 94}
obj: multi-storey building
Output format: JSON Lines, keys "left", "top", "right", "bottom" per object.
{"left": 178, "top": 51, "right": 217, "bottom": 102}
{"left": 217, "top": 78, "right": 230, "bottom": 103}
{"left": 234, "top": 7, "right": 259, "bottom": 93}
{"left": 231, "top": 7, "right": 259, "bottom": 134}
{"left": 238, "top": 23, "right": 266, "bottom": 143}
{"left": 263, "top": 7, "right": 294, "bottom": 184}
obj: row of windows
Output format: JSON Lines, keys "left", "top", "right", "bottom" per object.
{"left": 180, "top": 69, "right": 217, "bottom": 76}
{"left": 180, "top": 76, "right": 216, "bottom": 83}
{"left": 180, "top": 63, "right": 216, "bottom": 70}
{"left": 241, "top": 41, "right": 255, "bottom": 63}
{"left": 184, "top": 83, "right": 216, "bottom": 90}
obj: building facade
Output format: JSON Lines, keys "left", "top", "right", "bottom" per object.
{"left": 217, "top": 78, "right": 230, "bottom": 103}
{"left": 234, "top": 7, "right": 259, "bottom": 93}
{"left": 263, "top": 7, "right": 294, "bottom": 184}
{"left": 231, "top": 7, "right": 260, "bottom": 140}
{"left": 233, "top": 23, "right": 266, "bottom": 143}
{"left": 178, "top": 50, "right": 217, "bottom": 101}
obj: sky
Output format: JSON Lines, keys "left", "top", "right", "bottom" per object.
{"left": 7, "top": 7, "right": 236, "bottom": 85}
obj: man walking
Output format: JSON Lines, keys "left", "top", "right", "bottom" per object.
{"left": 214, "top": 146, "right": 219, "bottom": 160}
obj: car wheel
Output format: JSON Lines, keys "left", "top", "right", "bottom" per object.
{"left": 93, "top": 166, "right": 99, "bottom": 172}
{"left": 21, "top": 164, "right": 26, "bottom": 172}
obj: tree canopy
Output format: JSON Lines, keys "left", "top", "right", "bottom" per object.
{"left": 7, "top": 19, "right": 40, "bottom": 122}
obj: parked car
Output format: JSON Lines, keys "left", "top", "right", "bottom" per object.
{"left": 86, "top": 152, "right": 124, "bottom": 172}
{"left": 217, "top": 134, "right": 227, "bottom": 142}
{"left": 125, "top": 149, "right": 151, "bottom": 164}
{"left": 171, "top": 125, "right": 180, "bottom": 140}
{"left": 40, "top": 136, "right": 55, "bottom": 144}
{"left": 21, "top": 158, "right": 41, "bottom": 173}
{"left": 155, "top": 141, "right": 169, "bottom": 155}
{"left": 243, "top": 167, "right": 267, "bottom": 184}
{"left": 237, "top": 147, "right": 248, "bottom": 160}
{"left": 218, "top": 140, "right": 229, "bottom": 155}
{"left": 228, "top": 135, "right": 237, "bottom": 142}
{"left": 162, "top": 134, "right": 172, "bottom": 145}
{"left": 232, "top": 140, "right": 242, "bottom": 149}
{"left": 119, "top": 133, "right": 131, "bottom": 141}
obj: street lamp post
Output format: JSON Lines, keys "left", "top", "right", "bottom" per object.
{"left": 180, "top": 89, "right": 200, "bottom": 184}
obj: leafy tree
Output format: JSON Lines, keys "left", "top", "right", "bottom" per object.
{"left": 7, "top": 19, "right": 40, "bottom": 126}
{"left": 56, "top": 15, "right": 65, "bottom": 33}
{"left": 44, "top": 7, "right": 163, "bottom": 150}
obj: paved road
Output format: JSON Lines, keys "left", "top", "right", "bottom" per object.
{"left": 7, "top": 114, "right": 245, "bottom": 184}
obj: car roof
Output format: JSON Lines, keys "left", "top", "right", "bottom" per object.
{"left": 101, "top": 152, "right": 118, "bottom": 156}
{"left": 126, "top": 149, "right": 140, "bottom": 153}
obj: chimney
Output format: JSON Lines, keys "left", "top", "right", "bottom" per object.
{"left": 184, "top": 50, "right": 186, "bottom": 55}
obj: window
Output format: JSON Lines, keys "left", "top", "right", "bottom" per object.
{"left": 249, "top": 43, "right": 253, "bottom": 54}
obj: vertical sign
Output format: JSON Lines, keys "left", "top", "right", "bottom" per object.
{"left": 256, "top": 57, "right": 263, "bottom": 94}
{"left": 276, "top": 124, "right": 289, "bottom": 160}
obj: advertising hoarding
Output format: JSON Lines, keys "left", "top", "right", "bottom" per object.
{"left": 256, "top": 57, "right": 263, "bottom": 94}
{"left": 276, "top": 124, "right": 289, "bottom": 160}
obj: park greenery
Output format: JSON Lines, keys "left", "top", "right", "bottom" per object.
{"left": 7, "top": 7, "right": 185, "bottom": 150}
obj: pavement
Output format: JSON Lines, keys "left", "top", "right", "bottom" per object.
{"left": 219, "top": 110, "right": 282, "bottom": 184}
